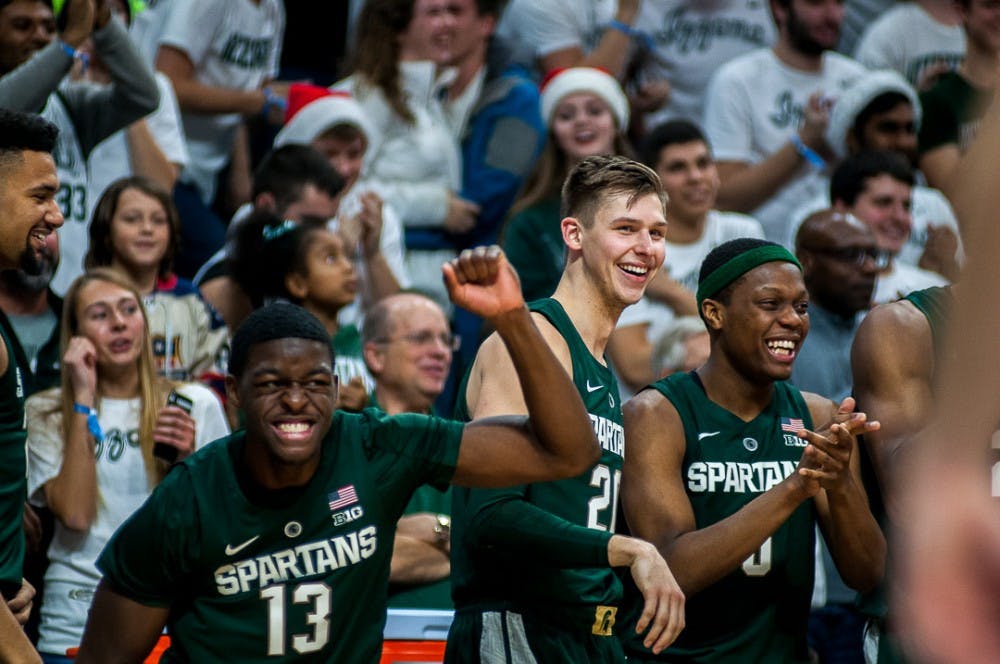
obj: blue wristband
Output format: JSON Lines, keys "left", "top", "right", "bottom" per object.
{"left": 72, "top": 402, "right": 103, "bottom": 443}
{"left": 58, "top": 40, "right": 90, "bottom": 73}
{"left": 791, "top": 134, "right": 826, "bottom": 170}
{"left": 607, "top": 19, "right": 655, "bottom": 51}
{"left": 261, "top": 86, "right": 286, "bottom": 120}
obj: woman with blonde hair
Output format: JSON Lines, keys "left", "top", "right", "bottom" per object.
{"left": 25, "top": 269, "right": 228, "bottom": 661}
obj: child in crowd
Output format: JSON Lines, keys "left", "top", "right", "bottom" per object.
{"left": 274, "top": 83, "right": 409, "bottom": 323}
{"left": 84, "top": 177, "right": 229, "bottom": 385}
{"left": 230, "top": 213, "right": 372, "bottom": 411}
{"left": 26, "top": 269, "right": 228, "bottom": 661}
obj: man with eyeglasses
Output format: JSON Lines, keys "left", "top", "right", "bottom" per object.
{"left": 793, "top": 209, "right": 882, "bottom": 663}
{"left": 830, "top": 150, "right": 949, "bottom": 305}
{"left": 362, "top": 292, "right": 459, "bottom": 610}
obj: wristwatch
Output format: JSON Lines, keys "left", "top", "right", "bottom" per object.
{"left": 433, "top": 514, "right": 451, "bottom": 544}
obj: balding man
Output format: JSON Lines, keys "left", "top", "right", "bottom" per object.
{"left": 793, "top": 210, "right": 883, "bottom": 402}
{"left": 363, "top": 293, "right": 457, "bottom": 609}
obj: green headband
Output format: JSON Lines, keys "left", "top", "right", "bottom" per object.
{"left": 696, "top": 245, "right": 802, "bottom": 308}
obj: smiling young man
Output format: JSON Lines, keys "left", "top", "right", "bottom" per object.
{"left": 75, "top": 244, "right": 603, "bottom": 663}
{"left": 446, "top": 156, "right": 685, "bottom": 663}
{"left": 830, "top": 150, "right": 949, "bottom": 304}
{"left": 0, "top": 108, "right": 63, "bottom": 664}
{"left": 620, "top": 238, "right": 885, "bottom": 663}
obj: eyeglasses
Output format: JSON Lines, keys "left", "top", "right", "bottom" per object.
{"left": 376, "top": 331, "right": 461, "bottom": 351}
{"left": 803, "top": 246, "right": 891, "bottom": 270}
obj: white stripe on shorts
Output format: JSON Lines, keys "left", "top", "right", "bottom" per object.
{"left": 478, "top": 610, "right": 539, "bottom": 664}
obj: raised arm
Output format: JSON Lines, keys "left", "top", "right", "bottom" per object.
{"left": 76, "top": 581, "right": 169, "bottom": 664}
{"left": 40, "top": 337, "right": 100, "bottom": 531}
{"left": 712, "top": 93, "right": 831, "bottom": 213}
{"left": 63, "top": 14, "right": 160, "bottom": 156}
{"left": 444, "top": 246, "right": 599, "bottom": 485}
{"left": 804, "top": 394, "right": 886, "bottom": 593}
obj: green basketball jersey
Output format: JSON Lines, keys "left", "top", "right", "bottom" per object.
{"left": 903, "top": 286, "right": 952, "bottom": 362}
{"left": 450, "top": 298, "right": 622, "bottom": 628}
{"left": 0, "top": 326, "right": 26, "bottom": 599}
{"left": 623, "top": 372, "right": 816, "bottom": 663}
{"left": 98, "top": 408, "right": 463, "bottom": 662}
{"left": 856, "top": 286, "right": 953, "bottom": 664}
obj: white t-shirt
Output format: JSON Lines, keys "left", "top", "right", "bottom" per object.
{"left": 26, "top": 383, "right": 229, "bottom": 654}
{"left": 854, "top": 3, "right": 964, "bottom": 87}
{"left": 703, "top": 48, "right": 867, "bottom": 240}
{"left": 158, "top": 0, "right": 285, "bottom": 203}
{"left": 647, "top": 210, "right": 765, "bottom": 343}
{"left": 874, "top": 260, "right": 948, "bottom": 305}
{"left": 637, "top": 1, "right": 776, "bottom": 127}
{"left": 44, "top": 94, "right": 90, "bottom": 297}
{"left": 86, "top": 72, "right": 189, "bottom": 221}
{"left": 128, "top": 0, "right": 171, "bottom": 66}
{"left": 496, "top": 0, "right": 617, "bottom": 72}
{"left": 782, "top": 184, "right": 963, "bottom": 272}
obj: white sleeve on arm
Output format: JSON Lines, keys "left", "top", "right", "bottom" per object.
{"left": 145, "top": 72, "right": 190, "bottom": 167}
{"left": 25, "top": 392, "right": 65, "bottom": 505}
{"left": 157, "top": 0, "right": 222, "bottom": 66}
{"left": 703, "top": 67, "right": 756, "bottom": 164}
{"left": 510, "top": 0, "right": 588, "bottom": 59}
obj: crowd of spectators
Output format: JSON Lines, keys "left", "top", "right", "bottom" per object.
{"left": 0, "top": 0, "right": 990, "bottom": 661}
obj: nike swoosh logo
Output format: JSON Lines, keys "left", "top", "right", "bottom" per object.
{"left": 225, "top": 535, "right": 260, "bottom": 556}
{"left": 698, "top": 431, "right": 721, "bottom": 441}
{"left": 586, "top": 380, "right": 602, "bottom": 393}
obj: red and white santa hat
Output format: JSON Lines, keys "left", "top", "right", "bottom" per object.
{"left": 274, "top": 83, "right": 376, "bottom": 150}
{"left": 539, "top": 67, "right": 630, "bottom": 130}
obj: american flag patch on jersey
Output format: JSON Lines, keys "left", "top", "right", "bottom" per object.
{"left": 780, "top": 417, "right": 805, "bottom": 433}
{"left": 328, "top": 485, "right": 358, "bottom": 511}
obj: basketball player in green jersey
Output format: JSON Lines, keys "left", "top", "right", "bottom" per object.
{"left": 76, "top": 247, "right": 604, "bottom": 663}
{"left": 621, "top": 238, "right": 886, "bottom": 663}
{"left": 850, "top": 285, "right": 952, "bottom": 663}
{"left": 446, "top": 156, "right": 685, "bottom": 663}
{"left": 0, "top": 109, "right": 64, "bottom": 663}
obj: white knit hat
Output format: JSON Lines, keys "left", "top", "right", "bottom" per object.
{"left": 539, "top": 67, "right": 630, "bottom": 129}
{"left": 274, "top": 84, "right": 376, "bottom": 150}
{"left": 825, "top": 70, "right": 921, "bottom": 160}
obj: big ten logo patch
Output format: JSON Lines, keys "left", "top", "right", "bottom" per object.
{"left": 331, "top": 505, "right": 365, "bottom": 527}
{"left": 592, "top": 605, "right": 617, "bottom": 636}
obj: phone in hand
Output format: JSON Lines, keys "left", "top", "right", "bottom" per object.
{"left": 153, "top": 390, "right": 194, "bottom": 463}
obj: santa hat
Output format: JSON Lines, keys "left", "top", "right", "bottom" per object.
{"left": 539, "top": 67, "right": 630, "bottom": 130}
{"left": 274, "top": 83, "right": 376, "bottom": 149}
{"left": 826, "top": 70, "right": 921, "bottom": 160}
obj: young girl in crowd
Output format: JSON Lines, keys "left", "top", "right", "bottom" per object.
{"left": 230, "top": 212, "right": 372, "bottom": 411}
{"left": 26, "top": 269, "right": 229, "bottom": 661}
{"left": 84, "top": 177, "right": 229, "bottom": 385}
{"left": 502, "top": 67, "right": 635, "bottom": 301}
